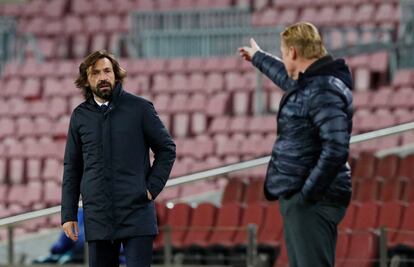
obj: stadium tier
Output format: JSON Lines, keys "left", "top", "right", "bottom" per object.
{"left": 0, "top": 0, "right": 414, "bottom": 266}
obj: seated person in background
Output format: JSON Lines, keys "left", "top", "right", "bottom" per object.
{"left": 33, "top": 208, "right": 126, "bottom": 264}
{"left": 33, "top": 209, "right": 85, "bottom": 264}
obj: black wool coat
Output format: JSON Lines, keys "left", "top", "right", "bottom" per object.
{"left": 61, "top": 82, "right": 176, "bottom": 241}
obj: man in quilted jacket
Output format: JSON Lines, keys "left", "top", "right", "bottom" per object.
{"left": 239, "top": 22, "right": 353, "bottom": 267}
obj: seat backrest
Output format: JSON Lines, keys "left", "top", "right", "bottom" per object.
{"left": 339, "top": 202, "right": 358, "bottom": 230}
{"left": 245, "top": 178, "right": 265, "bottom": 204}
{"left": 207, "top": 202, "right": 243, "bottom": 244}
{"left": 353, "top": 201, "right": 380, "bottom": 230}
{"left": 233, "top": 202, "right": 266, "bottom": 245}
{"left": 221, "top": 179, "right": 246, "bottom": 204}
{"left": 182, "top": 203, "right": 217, "bottom": 245}
{"left": 166, "top": 203, "right": 193, "bottom": 244}
{"left": 258, "top": 202, "right": 283, "bottom": 243}
{"left": 342, "top": 232, "right": 378, "bottom": 267}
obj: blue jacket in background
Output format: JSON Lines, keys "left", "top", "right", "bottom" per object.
{"left": 51, "top": 208, "right": 84, "bottom": 255}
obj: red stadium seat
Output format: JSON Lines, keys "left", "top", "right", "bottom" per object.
{"left": 258, "top": 201, "right": 283, "bottom": 247}
{"left": 339, "top": 202, "right": 359, "bottom": 230}
{"left": 245, "top": 178, "right": 265, "bottom": 204}
{"left": 166, "top": 203, "right": 193, "bottom": 248}
{"left": 352, "top": 152, "right": 377, "bottom": 180}
{"left": 9, "top": 158, "right": 25, "bottom": 185}
{"left": 42, "top": 158, "right": 62, "bottom": 182}
{"left": 205, "top": 73, "right": 225, "bottom": 93}
{"left": 392, "top": 69, "right": 414, "bottom": 88}
{"left": 181, "top": 203, "right": 218, "bottom": 247}
{"left": 232, "top": 202, "right": 266, "bottom": 246}
{"left": 172, "top": 113, "right": 190, "bottom": 138}
{"left": 221, "top": 179, "right": 246, "bottom": 204}
{"left": 44, "top": 180, "right": 61, "bottom": 206}
{"left": 353, "top": 201, "right": 380, "bottom": 231}
{"left": 388, "top": 203, "right": 414, "bottom": 248}
{"left": 380, "top": 178, "right": 403, "bottom": 202}
{"left": 277, "top": 8, "right": 298, "bottom": 26}
{"left": 206, "top": 202, "right": 243, "bottom": 247}
{"left": 353, "top": 178, "right": 380, "bottom": 202}
{"left": 378, "top": 201, "right": 404, "bottom": 242}
{"left": 342, "top": 232, "right": 378, "bottom": 267}
{"left": 90, "top": 33, "right": 107, "bottom": 52}
{"left": 376, "top": 155, "right": 400, "bottom": 179}
{"left": 152, "top": 74, "right": 170, "bottom": 93}
{"left": 72, "top": 34, "right": 89, "bottom": 59}
{"left": 336, "top": 232, "right": 350, "bottom": 267}
{"left": 64, "top": 15, "right": 84, "bottom": 35}
{"left": 397, "top": 155, "right": 414, "bottom": 180}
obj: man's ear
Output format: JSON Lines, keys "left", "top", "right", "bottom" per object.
{"left": 290, "top": 47, "right": 297, "bottom": 60}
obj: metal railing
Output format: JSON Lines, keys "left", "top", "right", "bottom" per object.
{"left": 132, "top": 24, "right": 396, "bottom": 58}
{"left": 1, "top": 121, "right": 414, "bottom": 265}
{"left": 131, "top": 8, "right": 251, "bottom": 33}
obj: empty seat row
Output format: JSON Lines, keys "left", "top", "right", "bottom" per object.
{"left": 351, "top": 153, "right": 414, "bottom": 180}
{"left": 153, "top": 198, "right": 414, "bottom": 267}
{"left": 252, "top": 3, "right": 400, "bottom": 27}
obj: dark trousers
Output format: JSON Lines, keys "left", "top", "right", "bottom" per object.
{"left": 279, "top": 192, "right": 346, "bottom": 267}
{"left": 88, "top": 235, "right": 154, "bottom": 267}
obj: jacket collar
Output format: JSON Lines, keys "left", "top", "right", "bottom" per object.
{"left": 277, "top": 55, "right": 336, "bottom": 127}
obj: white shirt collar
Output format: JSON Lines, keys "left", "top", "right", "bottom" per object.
{"left": 94, "top": 98, "right": 109, "bottom": 107}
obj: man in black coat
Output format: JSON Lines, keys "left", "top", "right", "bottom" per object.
{"left": 61, "top": 50, "right": 176, "bottom": 267}
{"left": 239, "top": 22, "right": 353, "bottom": 267}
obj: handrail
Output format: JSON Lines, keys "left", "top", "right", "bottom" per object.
{"left": 1, "top": 121, "right": 414, "bottom": 228}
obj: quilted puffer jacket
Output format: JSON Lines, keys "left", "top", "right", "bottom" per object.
{"left": 252, "top": 52, "right": 353, "bottom": 206}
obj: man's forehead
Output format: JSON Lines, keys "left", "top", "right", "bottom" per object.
{"left": 88, "top": 58, "right": 113, "bottom": 72}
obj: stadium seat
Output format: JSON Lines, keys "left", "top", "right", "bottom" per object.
{"left": 341, "top": 232, "right": 378, "bottom": 267}
{"left": 392, "top": 88, "right": 414, "bottom": 110}
{"left": 257, "top": 201, "right": 283, "bottom": 267}
{"left": 277, "top": 8, "right": 298, "bottom": 26}
{"left": 221, "top": 179, "right": 246, "bottom": 204}
{"left": 336, "top": 231, "right": 350, "bottom": 267}
{"left": 388, "top": 203, "right": 414, "bottom": 248}
{"left": 339, "top": 202, "right": 359, "bottom": 230}
{"left": 181, "top": 203, "right": 218, "bottom": 248}
{"left": 71, "top": 34, "right": 89, "bottom": 59}
{"left": 392, "top": 69, "right": 414, "bottom": 88}
{"left": 165, "top": 203, "right": 193, "bottom": 248}
{"left": 353, "top": 201, "right": 380, "bottom": 231}
{"left": 64, "top": 15, "right": 84, "bottom": 35}
{"left": 378, "top": 201, "right": 404, "bottom": 242}
{"left": 376, "top": 155, "right": 400, "bottom": 179}
{"left": 273, "top": 239, "right": 289, "bottom": 267}
{"left": 380, "top": 178, "right": 403, "bottom": 202}
{"left": 245, "top": 178, "right": 265, "bottom": 204}
{"left": 204, "top": 202, "right": 243, "bottom": 264}
{"left": 397, "top": 155, "right": 414, "bottom": 180}
{"left": 205, "top": 73, "right": 225, "bottom": 94}
{"left": 90, "top": 33, "right": 107, "bottom": 52}
{"left": 232, "top": 202, "right": 266, "bottom": 246}
{"left": 42, "top": 158, "right": 62, "bottom": 182}
{"left": 352, "top": 152, "right": 377, "bottom": 180}
{"left": 353, "top": 178, "right": 380, "bottom": 202}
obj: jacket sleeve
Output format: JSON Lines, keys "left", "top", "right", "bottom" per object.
{"left": 142, "top": 101, "right": 176, "bottom": 200}
{"left": 61, "top": 111, "right": 83, "bottom": 224}
{"left": 301, "top": 89, "right": 351, "bottom": 202}
{"left": 252, "top": 51, "right": 297, "bottom": 91}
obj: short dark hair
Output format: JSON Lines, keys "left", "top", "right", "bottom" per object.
{"left": 75, "top": 50, "right": 127, "bottom": 100}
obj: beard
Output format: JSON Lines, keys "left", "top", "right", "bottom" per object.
{"left": 92, "top": 80, "right": 113, "bottom": 101}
